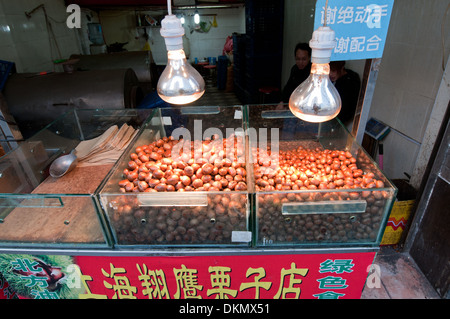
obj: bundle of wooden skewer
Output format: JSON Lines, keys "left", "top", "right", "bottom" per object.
{"left": 74, "top": 124, "right": 138, "bottom": 167}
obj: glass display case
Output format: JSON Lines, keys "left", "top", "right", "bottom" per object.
{"left": 0, "top": 108, "right": 154, "bottom": 249}
{"left": 98, "top": 106, "right": 252, "bottom": 248}
{"left": 246, "top": 104, "right": 397, "bottom": 248}
{"left": 0, "top": 104, "right": 396, "bottom": 251}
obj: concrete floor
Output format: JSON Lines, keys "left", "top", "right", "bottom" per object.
{"left": 361, "top": 246, "right": 441, "bottom": 299}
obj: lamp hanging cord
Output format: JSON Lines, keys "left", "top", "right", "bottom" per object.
{"left": 323, "top": 0, "right": 329, "bottom": 26}
{"left": 167, "top": 0, "right": 172, "bottom": 16}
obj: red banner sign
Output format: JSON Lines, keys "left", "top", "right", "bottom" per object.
{"left": 0, "top": 252, "right": 375, "bottom": 300}
{"left": 74, "top": 252, "right": 375, "bottom": 299}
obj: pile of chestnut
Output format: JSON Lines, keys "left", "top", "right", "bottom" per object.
{"left": 252, "top": 145, "right": 385, "bottom": 192}
{"left": 109, "top": 136, "right": 393, "bottom": 246}
{"left": 252, "top": 144, "right": 393, "bottom": 245}
{"left": 109, "top": 193, "right": 248, "bottom": 245}
{"left": 118, "top": 134, "right": 247, "bottom": 193}
{"left": 110, "top": 134, "right": 249, "bottom": 245}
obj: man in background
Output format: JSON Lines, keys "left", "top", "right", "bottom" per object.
{"left": 329, "top": 60, "right": 361, "bottom": 127}
{"left": 281, "top": 43, "right": 312, "bottom": 103}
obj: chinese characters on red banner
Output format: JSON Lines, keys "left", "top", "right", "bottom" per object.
{"left": 74, "top": 254, "right": 373, "bottom": 300}
{"left": 80, "top": 262, "right": 311, "bottom": 299}
{"left": 313, "top": 259, "right": 355, "bottom": 299}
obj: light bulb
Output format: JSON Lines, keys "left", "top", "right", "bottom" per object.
{"left": 194, "top": 11, "right": 200, "bottom": 24}
{"left": 158, "top": 14, "right": 205, "bottom": 105}
{"left": 289, "top": 26, "right": 341, "bottom": 123}
{"left": 157, "top": 49, "right": 205, "bottom": 104}
{"left": 289, "top": 63, "right": 341, "bottom": 122}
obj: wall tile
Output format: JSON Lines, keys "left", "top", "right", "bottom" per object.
{"left": 0, "top": 24, "right": 14, "bottom": 47}
{"left": 386, "top": 1, "right": 420, "bottom": 46}
{"left": 8, "top": 14, "right": 47, "bottom": 44}
{"left": 415, "top": 0, "right": 450, "bottom": 50}
{"left": 14, "top": 39, "right": 53, "bottom": 72}
{"left": 377, "top": 42, "right": 414, "bottom": 91}
{"left": 379, "top": 130, "right": 421, "bottom": 180}
{"left": 368, "top": 0, "right": 449, "bottom": 181}
{"left": 369, "top": 81, "right": 402, "bottom": 128}
{"left": 394, "top": 91, "right": 434, "bottom": 142}
{"left": 405, "top": 45, "right": 444, "bottom": 99}
{"left": 0, "top": 45, "right": 19, "bottom": 63}
{"left": 0, "top": 0, "right": 39, "bottom": 15}
{"left": 0, "top": 0, "right": 80, "bottom": 72}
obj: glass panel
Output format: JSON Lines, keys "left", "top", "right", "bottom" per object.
{"left": 247, "top": 104, "right": 397, "bottom": 248}
{"left": 99, "top": 105, "right": 251, "bottom": 248}
{"left": 101, "top": 192, "right": 249, "bottom": 247}
{"left": 0, "top": 108, "right": 155, "bottom": 248}
{"left": 255, "top": 189, "right": 395, "bottom": 247}
{"left": 0, "top": 196, "right": 107, "bottom": 248}
{"left": 0, "top": 195, "right": 64, "bottom": 208}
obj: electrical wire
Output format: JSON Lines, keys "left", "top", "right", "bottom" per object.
{"left": 25, "top": 4, "right": 62, "bottom": 68}
{"left": 167, "top": 0, "right": 172, "bottom": 15}
{"left": 324, "top": 0, "right": 329, "bottom": 26}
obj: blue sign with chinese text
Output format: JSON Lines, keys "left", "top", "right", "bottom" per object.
{"left": 314, "top": 0, "right": 394, "bottom": 61}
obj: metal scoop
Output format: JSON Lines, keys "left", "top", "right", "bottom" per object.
{"left": 49, "top": 150, "right": 78, "bottom": 178}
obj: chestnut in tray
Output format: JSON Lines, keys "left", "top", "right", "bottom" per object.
{"left": 252, "top": 146, "right": 385, "bottom": 192}
{"left": 252, "top": 145, "right": 391, "bottom": 245}
{"left": 110, "top": 135, "right": 391, "bottom": 246}
{"left": 110, "top": 134, "right": 249, "bottom": 246}
{"left": 118, "top": 135, "right": 247, "bottom": 193}
{"left": 110, "top": 193, "right": 248, "bottom": 245}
